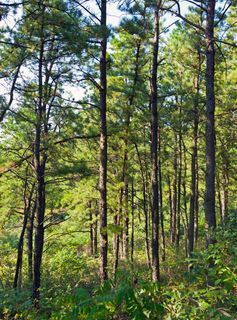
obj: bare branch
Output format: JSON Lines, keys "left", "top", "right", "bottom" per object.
{"left": 215, "top": 0, "right": 232, "bottom": 26}
{"left": 0, "top": 57, "right": 26, "bottom": 122}
{"left": 44, "top": 216, "right": 70, "bottom": 229}
{"left": 73, "top": 0, "right": 101, "bottom": 23}
{"left": 215, "top": 38, "right": 237, "bottom": 48}
{"left": 54, "top": 134, "right": 100, "bottom": 145}
{"left": 184, "top": 0, "right": 207, "bottom": 12}
{"left": 161, "top": 0, "right": 205, "bottom": 32}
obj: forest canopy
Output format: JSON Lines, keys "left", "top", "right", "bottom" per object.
{"left": 0, "top": 0, "right": 237, "bottom": 319}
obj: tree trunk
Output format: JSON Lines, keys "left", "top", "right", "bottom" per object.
{"left": 168, "top": 175, "right": 173, "bottom": 240}
{"left": 182, "top": 142, "right": 189, "bottom": 257}
{"left": 89, "top": 201, "right": 94, "bottom": 256}
{"left": 99, "top": 0, "right": 108, "bottom": 281}
{"left": 14, "top": 213, "right": 27, "bottom": 289}
{"left": 176, "top": 100, "right": 182, "bottom": 249}
{"left": 93, "top": 201, "right": 98, "bottom": 255}
{"left": 189, "top": 51, "right": 201, "bottom": 256}
{"left": 151, "top": 1, "right": 160, "bottom": 282}
{"left": 33, "top": 156, "right": 46, "bottom": 307}
{"left": 131, "top": 179, "right": 135, "bottom": 263}
{"left": 123, "top": 174, "right": 129, "bottom": 259}
{"left": 33, "top": 154, "right": 46, "bottom": 306}
{"left": 217, "top": 172, "right": 223, "bottom": 225}
{"left": 222, "top": 160, "right": 229, "bottom": 222}
{"left": 205, "top": 0, "right": 216, "bottom": 245}
{"left": 158, "top": 126, "right": 165, "bottom": 261}
{"left": 113, "top": 188, "right": 122, "bottom": 275}
{"left": 176, "top": 140, "right": 182, "bottom": 248}
{"left": 27, "top": 196, "right": 36, "bottom": 284}
{"left": 194, "top": 159, "right": 199, "bottom": 244}
{"left": 32, "top": 12, "right": 47, "bottom": 305}
{"left": 121, "top": 139, "right": 129, "bottom": 260}
{"left": 113, "top": 137, "right": 129, "bottom": 272}
{"left": 121, "top": 41, "right": 140, "bottom": 260}
{"left": 171, "top": 133, "right": 178, "bottom": 244}
{"left": 134, "top": 142, "right": 151, "bottom": 269}
{"left": 13, "top": 182, "right": 34, "bottom": 289}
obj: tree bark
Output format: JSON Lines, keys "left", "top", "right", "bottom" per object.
{"left": 222, "top": 156, "right": 229, "bottom": 222}
{"left": 131, "top": 179, "right": 135, "bottom": 263}
{"left": 27, "top": 196, "right": 36, "bottom": 284}
{"left": 94, "top": 201, "right": 98, "bottom": 255}
{"left": 99, "top": 0, "right": 108, "bottom": 281}
{"left": 182, "top": 142, "right": 189, "bottom": 257}
{"left": 171, "top": 133, "right": 178, "bottom": 244}
{"left": 189, "top": 50, "right": 201, "bottom": 256}
{"left": 134, "top": 142, "right": 151, "bottom": 269}
{"left": 33, "top": 144, "right": 46, "bottom": 307}
{"left": 113, "top": 188, "right": 122, "bottom": 275}
{"left": 194, "top": 158, "right": 199, "bottom": 244}
{"left": 121, "top": 41, "right": 140, "bottom": 260}
{"left": 205, "top": 0, "right": 216, "bottom": 245}
{"left": 217, "top": 172, "right": 224, "bottom": 225}
{"left": 158, "top": 126, "right": 165, "bottom": 261}
{"left": 151, "top": 1, "right": 160, "bottom": 281}
{"left": 122, "top": 148, "right": 130, "bottom": 259}
{"left": 176, "top": 100, "right": 182, "bottom": 249}
{"left": 89, "top": 201, "right": 94, "bottom": 256}
{"left": 13, "top": 181, "right": 34, "bottom": 289}
{"left": 122, "top": 174, "right": 129, "bottom": 259}
{"left": 32, "top": 5, "right": 47, "bottom": 305}
{"left": 168, "top": 175, "right": 173, "bottom": 240}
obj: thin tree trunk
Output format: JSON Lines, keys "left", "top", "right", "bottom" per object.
{"left": 89, "top": 201, "right": 94, "bottom": 256}
{"left": 171, "top": 134, "right": 178, "bottom": 244}
{"left": 151, "top": 1, "right": 160, "bottom": 281}
{"left": 189, "top": 52, "right": 201, "bottom": 256}
{"left": 176, "top": 143, "right": 182, "bottom": 248}
{"left": 217, "top": 172, "right": 223, "bottom": 225}
{"left": 33, "top": 156, "right": 46, "bottom": 306}
{"left": 145, "top": 147, "right": 152, "bottom": 256}
{"left": 176, "top": 101, "right": 182, "bottom": 249}
{"left": 33, "top": 8, "right": 47, "bottom": 305}
{"left": 205, "top": 0, "right": 216, "bottom": 245}
{"left": 131, "top": 179, "right": 135, "bottom": 263}
{"left": 123, "top": 174, "right": 129, "bottom": 259}
{"left": 158, "top": 128, "right": 165, "bottom": 261}
{"left": 14, "top": 212, "right": 28, "bottom": 289}
{"left": 114, "top": 139, "right": 129, "bottom": 272}
{"left": 121, "top": 41, "right": 141, "bottom": 260}
{"left": 222, "top": 162, "right": 229, "bottom": 222}
{"left": 33, "top": 155, "right": 46, "bottom": 306}
{"left": 99, "top": 0, "right": 108, "bottom": 281}
{"left": 94, "top": 201, "right": 98, "bottom": 255}
{"left": 168, "top": 175, "right": 173, "bottom": 240}
{"left": 121, "top": 138, "right": 129, "bottom": 260}
{"left": 194, "top": 158, "right": 199, "bottom": 244}
{"left": 182, "top": 142, "right": 189, "bottom": 257}
{"left": 27, "top": 196, "right": 36, "bottom": 284}
{"left": 13, "top": 182, "right": 34, "bottom": 289}
{"left": 113, "top": 188, "right": 123, "bottom": 275}
{"left": 134, "top": 142, "right": 151, "bottom": 269}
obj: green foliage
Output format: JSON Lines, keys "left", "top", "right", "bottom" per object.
{"left": 0, "top": 1, "right": 237, "bottom": 320}
{"left": 51, "top": 280, "right": 164, "bottom": 320}
{"left": 0, "top": 289, "right": 32, "bottom": 320}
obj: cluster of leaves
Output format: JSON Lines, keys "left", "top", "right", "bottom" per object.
{"left": 51, "top": 280, "right": 164, "bottom": 320}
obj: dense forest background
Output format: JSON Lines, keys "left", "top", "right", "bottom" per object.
{"left": 0, "top": 0, "right": 237, "bottom": 319}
